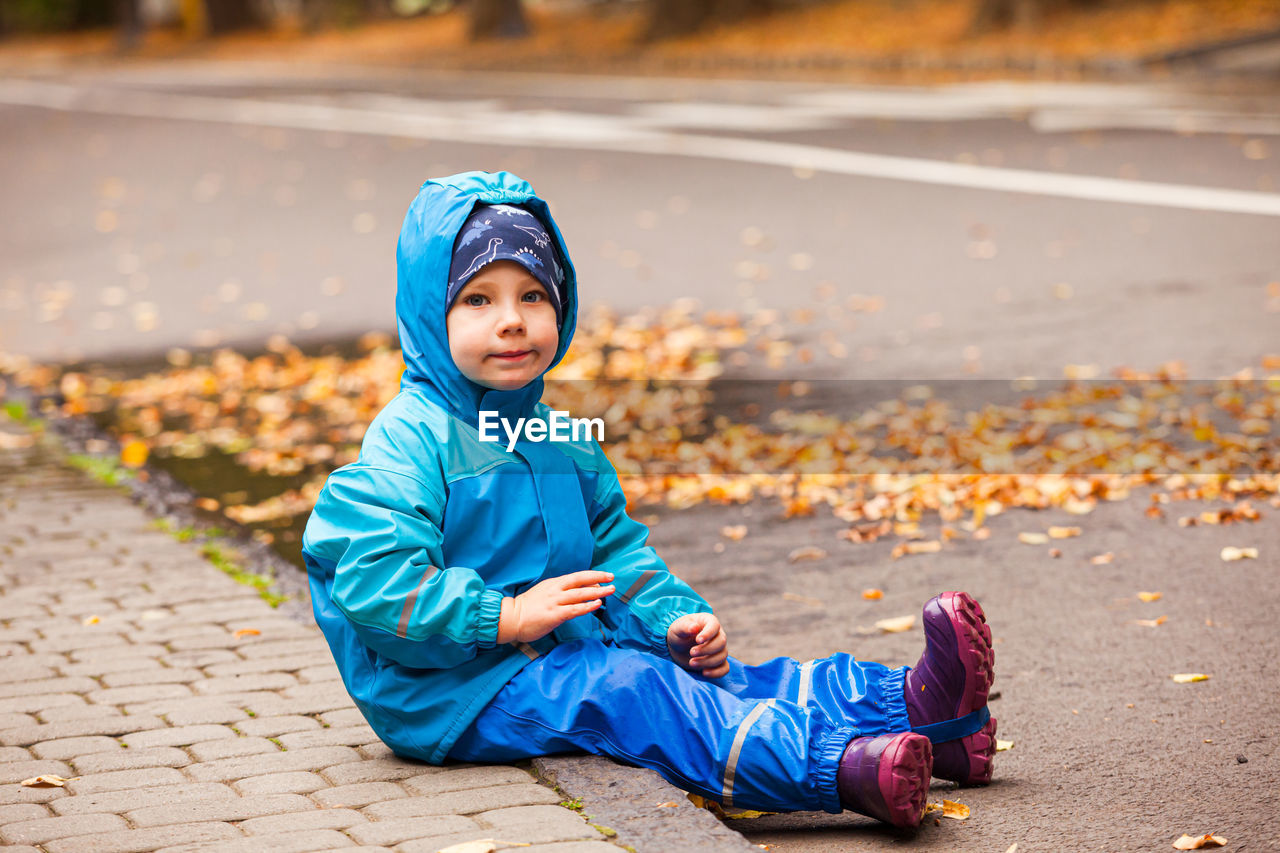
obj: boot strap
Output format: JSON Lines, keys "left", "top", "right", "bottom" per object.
{"left": 910, "top": 705, "right": 990, "bottom": 744}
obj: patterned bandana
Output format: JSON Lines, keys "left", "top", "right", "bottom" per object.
{"left": 446, "top": 203, "right": 566, "bottom": 328}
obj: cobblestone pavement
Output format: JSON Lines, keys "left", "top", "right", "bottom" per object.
{"left": 0, "top": 421, "right": 623, "bottom": 853}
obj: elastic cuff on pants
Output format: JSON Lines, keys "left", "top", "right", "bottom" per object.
{"left": 879, "top": 665, "right": 911, "bottom": 732}
{"left": 817, "top": 724, "right": 859, "bottom": 814}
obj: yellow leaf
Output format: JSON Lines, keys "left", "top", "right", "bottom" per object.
{"left": 233, "top": 628, "right": 261, "bottom": 639}
{"left": 1138, "top": 591, "right": 1162, "bottom": 602}
{"left": 82, "top": 615, "right": 99, "bottom": 625}
{"left": 656, "top": 801, "right": 679, "bottom": 808}
{"left": 1048, "top": 526, "right": 1082, "bottom": 539}
{"left": 1220, "top": 546, "right": 1258, "bottom": 562}
{"left": 1133, "top": 616, "right": 1168, "bottom": 628}
{"left": 119, "top": 439, "right": 149, "bottom": 468}
{"left": 996, "top": 739, "right": 1014, "bottom": 752}
{"left": 1018, "top": 532, "right": 1049, "bottom": 545}
{"left": 787, "top": 546, "right": 827, "bottom": 563}
{"left": 1090, "top": 552, "right": 1115, "bottom": 565}
{"left": 875, "top": 615, "right": 915, "bottom": 634}
{"left": 904, "top": 540, "right": 941, "bottom": 555}
{"left": 1171, "top": 673, "right": 1210, "bottom": 684}
{"left": 1005, "top": 845, "right": 1019, "bottom": 853}
{"left": 20, "top": 775, "right": 70, "bottom": 788}
{"left": 1172, "top": 833, "right": 1228, "bottom": 849}
{"left": 687, "top": 792, "right": 725, "bottom": 817}
{"left": 720, "top": 525, "right": 748, "bottom": 541}
{"left": 942, "top": 799, "right": 970, "bottom": 820}
{"left": 862, "top": 588, "right": 884, "bottom": 601}
{"left": 725, "top": 809, "right": 778, "bottom": 819}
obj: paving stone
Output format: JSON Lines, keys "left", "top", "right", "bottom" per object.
{"left": 36, "top": 702, "right": 119, "bottom": 722}
{"left": 0, "top": 846, "right": 46, "bottom": 853}
{"left": 29, "top": 632, "right": 130, "bottom": 655}
{"left": 276, "top": 725, "right": 380, "bottom": 750}
{"left": 236, "top": 639, "right": 327, "bottom": 660}
{"left": 356, "top": 742, "right": 395, "bottom": 761}
{"left": 296, "top": 664, "right": 342, "bottom": 683}
{"left": 238, "top": 807, "right": 367, "bottom": 835}
{"left": 396, "top": 831, "right": 507, "bottom": 853}
{"left": 0, "top": 811, "right": 128, "bottom": 845}
{"left": 233, "top": 715, "right": 321, "bottom": 738}
{"left": 42, "top": 820, "right": 241, "bottom": 853}
{"left": 51, "top": 783, "right": 238, "bottom": 816}
{"left": 240, "top": 694, "right": 353, "bottom": 718}
{"left": 0, "top": 692, "right": 90, "bottom": 715}
{"left": 120, "top": 724, "right": 238, "bottom": 749}
{"left": 0, "top": 802, "right": 50, "bottom": 823}
{"left": 135, "top": 699, "right": 247, "bottom": 726}
{"left": 0, "top": 715, "right": 37, "bottom": 732}
{"left": 88, "top": 684, "right": 194, "bottom": 706}
{"left": 312, "top": 781, "right": 408, "bottom": 809}
{"left": 187, "top": 737, "right": 280, "bottom": 761}
{"left": 57, "top": 658, "right": 161, "bottom": 679}
{"left": 183, "top": 746, "right": 362, "bottom": 782}
{"left": 65, "top": 766, "right": 188, "bottom": 795}
{"left": 31, "top": 736, "right": 123, "bottom": 761}
{"left": 0, "top": 677, "right": 99, "bottom": 701}
{"left": 0, "top": 664, "right": 56, "bottom": 684}
{"left": 474, "top": 805, "right": 602, "bottom": 845}
{"left": 522, "top": 842, "right": 629, "bottom": 853}
{"left": 0, "top": 784, "right": 66, "bottom": 806}
{"left": 159, "top": 650, "right": 240, "bottom": 669}
{"left": 0, "top": 745, "right": 32, "bottom": 762}
{"left": 361, "top": 784, "right": 563, "bottom": 820}
{"left": 99, "top": 668, "right": 204, "bottom": 687}
{"left": 70, "top": 746, "right": 190, "bottom": 774}
{"left": 154, "top": 828, "right": 354, "bottom": 852}
{"left": 203, "top": 654, "right": 335, "bottom": 679}
{"left": 69, "top": 644, "right": 167, "bottom": 663}
{"left": 193, "top": 673, "right": 298, "bottom": 695}
{"left": 343, "top": 814, "right": 479, "bottom": 847}
{"left": 401, "top": 765, "right": 533, "bottom": 797}
{"left": 230, "top": 771, "right": 329, "bottom": 796}
{"left": 0, "top": 758, "right": 73, "bottom": 784}
{"left": 126, "top": 793, "right": 317, "bottom": 827}
{"left": 0, "top": 714, "right": 166, "bottom": 746}
{"left": 317, "top": 708, "right": 368, "bottom": 728}
{"left": 320, "top": 757, "right": 436, "bottom": 785}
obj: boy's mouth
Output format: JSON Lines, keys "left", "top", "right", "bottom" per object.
{"left": 491, "top": 350, "right": 532, "bottom": 361}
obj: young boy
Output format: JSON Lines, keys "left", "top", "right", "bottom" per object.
{"left": 302, "top": 170, "right": 997, "bottom": 828}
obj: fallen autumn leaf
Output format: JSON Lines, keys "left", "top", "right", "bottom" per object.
{"left": 875, "top": 615, "right": 915, "bottom": 634}
{"left": 1171, "top": 673, "right": 1211, "bottom": 683}
{"left": 1172, "top": 833, "right": 1228, "bottom": 849}
{"left": 20, "top": 775, "right": 70, "bottom": 788}
{"left": 1220, "top": 546, "right": 1258, "bottom": 561}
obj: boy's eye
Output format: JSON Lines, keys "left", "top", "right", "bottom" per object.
{"left": 523, "top": 291, "right": 544, "bottom": 302}
{"left": 464, "top": 294, "right": 488, "bottom": 307}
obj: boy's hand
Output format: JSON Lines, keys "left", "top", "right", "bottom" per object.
{"left": 497, "top": 571, "right": 614, "bottom": 645}
{"left": 667, "top": 613, "right": 729, "bottom": 678}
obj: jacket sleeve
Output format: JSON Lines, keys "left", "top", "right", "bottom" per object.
{"left": 304, "top": 464, "right": 505, "bottom": 670}
{"left": 587, "top": 458, "right": 712, "bottom": 656}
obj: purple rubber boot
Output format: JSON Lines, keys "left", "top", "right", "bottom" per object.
{"left": 904, "top": 591, "right": 997, "bottom": 785}
{"left": 835, "top": 732, "right": 932, "bottom": 828}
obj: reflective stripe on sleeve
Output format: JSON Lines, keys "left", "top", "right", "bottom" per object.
{"left": 396, "top": 565, "right": 439, "bottom": 638}
{"left": 615, "top": 569, "right": 657, "bottom": 605}
{"left": 517, "top": 642, "right": 540, "bottom": 660}
{"left": 721, "top": 699, "right": 777, "bottom": 808}
{"left": 796, "top": 660, "right": 816, "bottom": 707}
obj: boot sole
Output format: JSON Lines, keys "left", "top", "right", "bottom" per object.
{"left": 933, "top": 591, "right": 996, "bottom": 785}
{"left": 876, "top": 732, "right": 933, "bottom": 828}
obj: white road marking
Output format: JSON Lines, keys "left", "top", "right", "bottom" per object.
{"left": 3, "top": 77, "right": 1279, "bottom": 217}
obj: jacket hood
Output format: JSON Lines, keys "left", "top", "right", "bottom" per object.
{"left": 395, "top": 171, "right": 578, "bottom": 426}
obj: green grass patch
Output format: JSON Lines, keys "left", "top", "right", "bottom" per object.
{"left": 66, "top": 453, "right": 134, "bottom": 487}
{"left": 199, "top": 542, "right": 289, "bottom": 609}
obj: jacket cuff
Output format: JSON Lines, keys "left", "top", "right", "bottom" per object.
{"left": 476, "top": 589, "right": 505, "bottom": 649}
{"left": 651, "top": 609, "right": 696, "bottom": 658}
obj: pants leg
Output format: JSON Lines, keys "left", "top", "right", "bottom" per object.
{"left": 448, "top": 639, "right": 909, "bottom": 814}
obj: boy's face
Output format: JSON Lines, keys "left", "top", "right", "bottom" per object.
{"left": 446, "top": 260, "right": 559, "bottom": 391}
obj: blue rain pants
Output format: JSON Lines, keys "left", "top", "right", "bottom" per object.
{"left": 447, "top": 638, "right": 911, "bottom": 814}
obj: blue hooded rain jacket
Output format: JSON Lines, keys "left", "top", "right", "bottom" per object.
{"left": 301, "top": 171, "right": 712, "bottom": 764}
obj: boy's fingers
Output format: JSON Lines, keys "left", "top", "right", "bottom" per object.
{"left": 561, "top": 585, "right": 613, "bottom": 604}
{"left": 563, "top": 571, "right": 614, "bottom": 588}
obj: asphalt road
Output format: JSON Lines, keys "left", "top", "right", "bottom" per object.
{"left": 2, "top": 59, "right": 1279, "bottom": 851}
{"left": 1, "top": 62, "right": 1278, "bottom": 379}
